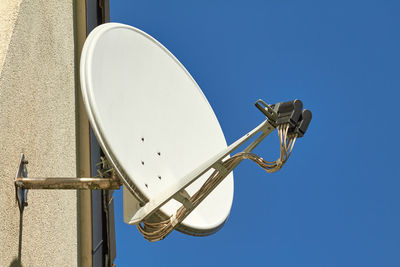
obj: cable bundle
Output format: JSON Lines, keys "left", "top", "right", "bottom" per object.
{"left": 137, "top": 123, "right": 297, "bottom": 242}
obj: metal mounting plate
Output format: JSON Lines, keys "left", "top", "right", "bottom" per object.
{"left": 15, "top": 154, "right": 28, "bottom": 212}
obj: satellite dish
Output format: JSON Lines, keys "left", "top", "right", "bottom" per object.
{"left": 12, "top": 23, "right": 312, "bottom": 242}
{"left": 80, "top": 23, "right": 234, "bottom": 235}
{"left": 12, "top": 22, "right": 311, "bottom": 242}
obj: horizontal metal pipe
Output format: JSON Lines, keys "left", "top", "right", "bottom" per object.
{"left": 15, "top": 177, "right": 122, "bottom": 190}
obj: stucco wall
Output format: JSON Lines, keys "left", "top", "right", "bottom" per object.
{"left": 0, "top": 0, "right": 77, "bottom": 266}
{"left": 0, "top": 0, "right": 22, "bottom": 74}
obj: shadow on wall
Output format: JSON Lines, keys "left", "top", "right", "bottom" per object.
{"left": 9, "top": 258, "right": 22, "bottom": 267}
{"left": 9, "top": 210, "right": 24, "bottom": 267}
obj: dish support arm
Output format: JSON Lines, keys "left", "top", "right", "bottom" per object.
{"left": 128, "top": 119, "right": 275, "bottom": 224}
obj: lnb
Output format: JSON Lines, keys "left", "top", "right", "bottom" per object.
{"left": 255, "top": 99, "right": 312, "bottom": 138}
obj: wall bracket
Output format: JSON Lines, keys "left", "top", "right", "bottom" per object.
{"left": 14, "top": 153, "right": 122, "bottom": 212}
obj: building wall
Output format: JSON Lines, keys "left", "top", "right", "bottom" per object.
{"left": 0, "top": 0, "right": 77, "bottom": 266}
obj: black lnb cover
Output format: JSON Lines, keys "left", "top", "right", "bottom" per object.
{"left": 296, "top": 109, "right": 312, "bottom": 137}
{"left": 270, "top": 99, "right": 303, "bottom": 127}
{"left": 290, "top": 109, "right": 312, "bottom": 137}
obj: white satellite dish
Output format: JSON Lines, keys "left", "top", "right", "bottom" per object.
{"left": 80, "top": 23, "right": 234, "bottom": 235}
{"left": 13, "top": 22, "right": 311, "bottom": 242}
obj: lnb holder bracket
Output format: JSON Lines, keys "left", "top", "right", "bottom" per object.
{"left": 14, "top": 153, "right": 122, "bottom": 213}
{"left": 255, "top": 99, "right": 312, "bottom": 137}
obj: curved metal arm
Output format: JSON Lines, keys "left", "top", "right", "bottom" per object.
{"left": 128, "top": 120, "right": 275, "bottom": 225}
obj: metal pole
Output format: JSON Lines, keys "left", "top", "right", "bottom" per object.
{"left": 15, "top": 177, "right": 121, "bottom": 190}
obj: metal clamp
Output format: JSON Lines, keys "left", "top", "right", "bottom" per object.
{"left": 255, "top": 99, "right": 278, "bottom": 122}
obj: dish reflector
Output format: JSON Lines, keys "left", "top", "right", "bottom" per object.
{"left": 80, "top": 23, "right": 234, "bottom": 235}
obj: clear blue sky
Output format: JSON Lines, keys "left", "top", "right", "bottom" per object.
{"left": 110, "top": 1, "right": 400, "bottom": 266}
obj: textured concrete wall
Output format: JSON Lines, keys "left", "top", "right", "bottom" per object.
{"left": 0, "top": 0, "right": 77, "bottom": 266}
{"left": 0, "top": 0, "right": 22, "bottom": 73}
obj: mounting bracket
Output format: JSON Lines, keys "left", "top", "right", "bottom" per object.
{"left": 14, "top": 154, "right": 122, "bottom": 212}
{"left": 15, "top": 154, "right": 28, "bottom": 212}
